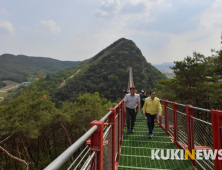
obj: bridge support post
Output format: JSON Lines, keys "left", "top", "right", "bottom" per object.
{"left": 108, "top": 108, "right": 116, "bottom": 170}
{"left": 172, "top": 102, "right": 178, "bottom": 146}
{"left": 164, "top": 100, "right": 169, "bottom": 134}
{"left": 122, "top": 100, "right": 126, "bottom": 134}
{"left": 119, "top": 102, "right": 123, "bottom": 147}
{"left": 115, "top": 104, "right": 121, "bottom": 163}
{"left": 211, "top": 110, "right": 222, "bottom": 170}
{"left": 90, "top": 120, "right": 104, "bottom": 170}
{"left": 186, "top": 105, "right": 195, "bottom": 166}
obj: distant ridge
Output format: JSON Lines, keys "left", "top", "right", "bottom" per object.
{"left": 153, "top": 62, "right": 175, "bottom": 70}
{"left": 0, "top": 54, "right": 82, "bottom": 82}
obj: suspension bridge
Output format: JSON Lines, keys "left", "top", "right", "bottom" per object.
{"left": 44, "top": 67, "right": 222, "bottom": 170}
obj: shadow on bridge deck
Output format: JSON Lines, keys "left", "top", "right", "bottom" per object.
{"left": 118, "top": 111, "right": 195, "bottom": 170}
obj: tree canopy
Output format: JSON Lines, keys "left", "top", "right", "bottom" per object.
{"left": 0, "top": 82, "right": 116, "bottom": 169}
{"left": 159, "top": 48, "right": 222, "bottom": 110}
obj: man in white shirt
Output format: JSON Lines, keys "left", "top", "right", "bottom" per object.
{"left": 124, "top": 87, "right": 140, "bottom": 133}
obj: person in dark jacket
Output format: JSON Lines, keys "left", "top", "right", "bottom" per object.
{"left": 140, "top": 91, "right": 148, "bottom": 119}
{"left": 122, "top": 89, "right": 129, "bottom": 94}
{"left": 141, "top": 91, "right": 148, "bottom": 108}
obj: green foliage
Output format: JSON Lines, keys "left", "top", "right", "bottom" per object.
{"left": 159, "top": 49, "right": 222, "bottom": 110}
{"left": 0, "top": 82, "right": 116, "bottom": 169}
{"left": 42, "top": 62, "right": 89, "bottom": 90}
{"left": 0, "top": 86, "right": 57, "bottom": 138}
{"left": 0, "top": 81, "right": 6, "bottom": 88}
{"left": 0, "top": 54, "right": 82, "bottom": 83}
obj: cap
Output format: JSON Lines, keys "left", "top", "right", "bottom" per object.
{"left": 141, "top": 90, "right": 144, "bottom": 93}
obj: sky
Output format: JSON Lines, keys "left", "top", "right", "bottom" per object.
{"left": 0, "top": 0, "right": 222, "bottom": 64}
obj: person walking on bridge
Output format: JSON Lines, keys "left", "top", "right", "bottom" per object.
{"left": 143, "top": 91, "right": 162, "bottom": 137}
{"left": 134, "top": 89, "right": 140, "bottom": 124}
{"left": 140, "top": 91, "right": 148, "bottom": 109}
{"left": 140, "top": 91, "right": 148, "bottom": 119}
{"left": 124, "top": 87, "right": 140, "bottom": 133}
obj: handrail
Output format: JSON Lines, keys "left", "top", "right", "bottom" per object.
{"left": 100, "top": 101, "right": 122, "bottom": 122}
{"left": 163, "top": 100, "right": 211, "bottom": 112}
{"left": 157, "top": 100, "right": 222, "bottom": 170}
{"left": 44, "top": 125, "right": 98, "bottom": 170}
{"left": 175, "top": 103, "right": 186, "bottom": 107}
{"left": 100, "top": 110, "right": 113, "bottom": 121}
{"left": 189, "top": 106, "right": 210, "bottom": 112}
{"left": 44, "top": 98, "right": 125, "bottom": 170}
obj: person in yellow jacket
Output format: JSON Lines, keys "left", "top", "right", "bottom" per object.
{"left": 142, "top": 91, "right": 162, "bottom": 137}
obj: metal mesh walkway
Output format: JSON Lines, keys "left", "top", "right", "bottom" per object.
{"left": 118, "top": 111, "right": 195, "bottom": 170}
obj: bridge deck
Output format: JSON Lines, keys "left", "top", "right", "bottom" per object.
{"left": 118, "top": 111, "right": 195, "bottom": 170}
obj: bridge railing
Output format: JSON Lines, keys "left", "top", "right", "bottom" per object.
{"left": 44, "top": 99, "right": 126, "bottom": 170}
{"left": 156, "top": 100, "right": 222, "bottom": 170}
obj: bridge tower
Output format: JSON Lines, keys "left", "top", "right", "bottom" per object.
{"left": 127, "top": 66, "right": 135, "bottom": 92}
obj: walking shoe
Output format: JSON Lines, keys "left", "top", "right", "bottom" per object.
{"left": 145, "top": 116, "right": 147, "bottom": 119}
{"left": 127, "top": 129, "right": 131, "bottom": 133}
{"left": 149, "top": 134, "right": 153, "bottom": 137}
{"left": 131, "top": 129, "right": 134, "bottom": 133}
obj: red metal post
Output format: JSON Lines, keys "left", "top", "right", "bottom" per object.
{"left": 172, "top": 102, "right": 178, "bottom": 146}
{"left": 119, "top": 102, "right": 123, "bottom": 146}
{"left": 116, "top": 104, "right": 121, "bottom": 162}
{"left": 108, "top": 108, "right": 116, "bottom": 170}
{"left": 90, "top": 120, "right": 104, "bottom": 170}
{"left": 122, "top": 101, "right": 126, "bottom": 134}
{"left": 159, "top": 100, "right": 163, "bottom": 129}
{"left": 211, "top": 110, "right": 222, "bottom": 170}
{"left": 121, "top": 101, "right": 123, "bottom": 135}
{"left": 164, "top": 100, "right": 168, "bottom": 134}
{"left": 186, "top": 105, "right": 195, "bottom": 165}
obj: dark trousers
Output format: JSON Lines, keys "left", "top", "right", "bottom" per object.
{"left": 145, "top": 113, "right": 156, "bottom": 134}
{"left": 126, "top": 107, "right": 136, "bottom": 130}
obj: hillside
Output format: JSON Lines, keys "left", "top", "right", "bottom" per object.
{"left": 0, "top": 81, "right": 6, "bottom": 88}
{"left": 0, "top": 54, "right": 82, "bottom": 83}
{"left": 43, "top": 38, "right": 166, "bottom": 103}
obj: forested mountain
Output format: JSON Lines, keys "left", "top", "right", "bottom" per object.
{"left": 42, "top": 38, "right": 166, "bottom": 103}
{"left": 0, "top": 54, "right": 82, "bottom": 83}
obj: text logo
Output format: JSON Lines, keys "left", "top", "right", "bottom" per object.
{"left": 151, "top": 149, "right": 222, "bottom": 160}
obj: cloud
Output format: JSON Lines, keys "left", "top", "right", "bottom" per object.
{"left": 94, "top": 0, "right": 120, "bottom": 17}
{"left": 94, "top": 0, "right": 208, "bottom": 34}
{"left": 95, "top": 9, "right": 110, "bottom": 17}
{"left": 0, "top": 8, "right": 10, "bottom": 16}
{"left": 40, "top": 20, "right": 61, "bottom": 34}
{"left": 120, "top": 0, "right": 214, "bottom": 34}
{"left": 120, "top": 1, "right": 146, "bottom": 14}
{"left": 94, "top": 0, "right": 165, "bottom": 18}
{"left": 200, "top": 12, "right": 222, "bottom": 29}
{"left": 94, "top": 0, "right": 152, "bottom": 18}
{"left": 0, "top": 20, "right": 15, "bottom": 34}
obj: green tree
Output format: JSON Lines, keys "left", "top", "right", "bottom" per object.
{"left": 159, "top": 52, "right": 209, "bottom": 106}
{"left": 0, "top": 81, "right": 6, "bottom": 88}
{"left": 0, "top": 88, "right": 116, "bottom": 169}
